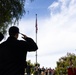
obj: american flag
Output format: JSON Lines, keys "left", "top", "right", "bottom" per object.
{"left": 35, "top": 14, "right": 38, "bottom": 33}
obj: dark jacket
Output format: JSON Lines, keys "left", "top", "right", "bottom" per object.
{"left": 0, "top": 36, "right": 38, "bottom": 75}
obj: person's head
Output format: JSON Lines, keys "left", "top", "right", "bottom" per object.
{"left": 9, "top": 26, "right": 19, "bottom": 38}
{"left": 0, "top": 32, "right": 4, "bottom": 41}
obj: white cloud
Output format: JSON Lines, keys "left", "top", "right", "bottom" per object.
{"left": 18, "top": 0, "right": 76, "bottom": 69}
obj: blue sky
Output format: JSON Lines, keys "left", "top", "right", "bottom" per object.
{"left": 24, "top": 0, "right": 57, "bottom": 19}
{"left": 17, "top": 0, "right": 76, "bottom": 69}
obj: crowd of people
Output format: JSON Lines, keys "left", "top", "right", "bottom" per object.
{"left": 26, "top": 65, "right": 55, "bottom": 75}
{"left": 34, "top": 66, "right": 55, "bottom": 75}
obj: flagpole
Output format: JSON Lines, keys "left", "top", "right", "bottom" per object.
{"left": 35, "top": 14, "right": 38, "bottom": 64}
{"left": 36, "top": 29, "right": 37, "bottom": 64}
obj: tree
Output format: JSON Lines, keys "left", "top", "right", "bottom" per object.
{"left": 54, "top": 53, "right": 76, "bottom": 75}
{"left": 0, "top": 0, "right": 33, "bottom": 34}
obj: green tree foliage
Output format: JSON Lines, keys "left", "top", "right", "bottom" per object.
{"left": 0, "top": 0, "right": 25, "bottom": 34}
{"left": 0, "top": 0, "right": 34, "bottom": 34}
{"left": 54, "top": 53, "right": 76, "bottom": 75}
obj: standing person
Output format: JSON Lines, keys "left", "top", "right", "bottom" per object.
{"left": 26, "top": 63, "right": 31, "bottom": 75}
{"left": 68, "top": 58, "right": 76, "bottom": 75}
{"left": 0, "top": 26, "right": 38, "bottom": 75}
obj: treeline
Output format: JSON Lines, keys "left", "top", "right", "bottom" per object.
{"left": 26, "top": 52, "right": 76, "bottom": 75}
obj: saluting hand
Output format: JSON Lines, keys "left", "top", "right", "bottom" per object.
{"left": 20, "top": 33, "right": 28, "bottom": 40}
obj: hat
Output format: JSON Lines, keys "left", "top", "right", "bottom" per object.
{"left": 9, "top": 26, "right": 19, "bottom": 36}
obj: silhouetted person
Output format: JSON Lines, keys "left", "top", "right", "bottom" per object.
{"left": 0, "top": 26, "right": 38, "bottom": 75}
{"left": 0, "top": 32, "right": 4, "bottom": 41}
{"left": 26, "top": 63, "right": 31, "bottom": 75}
